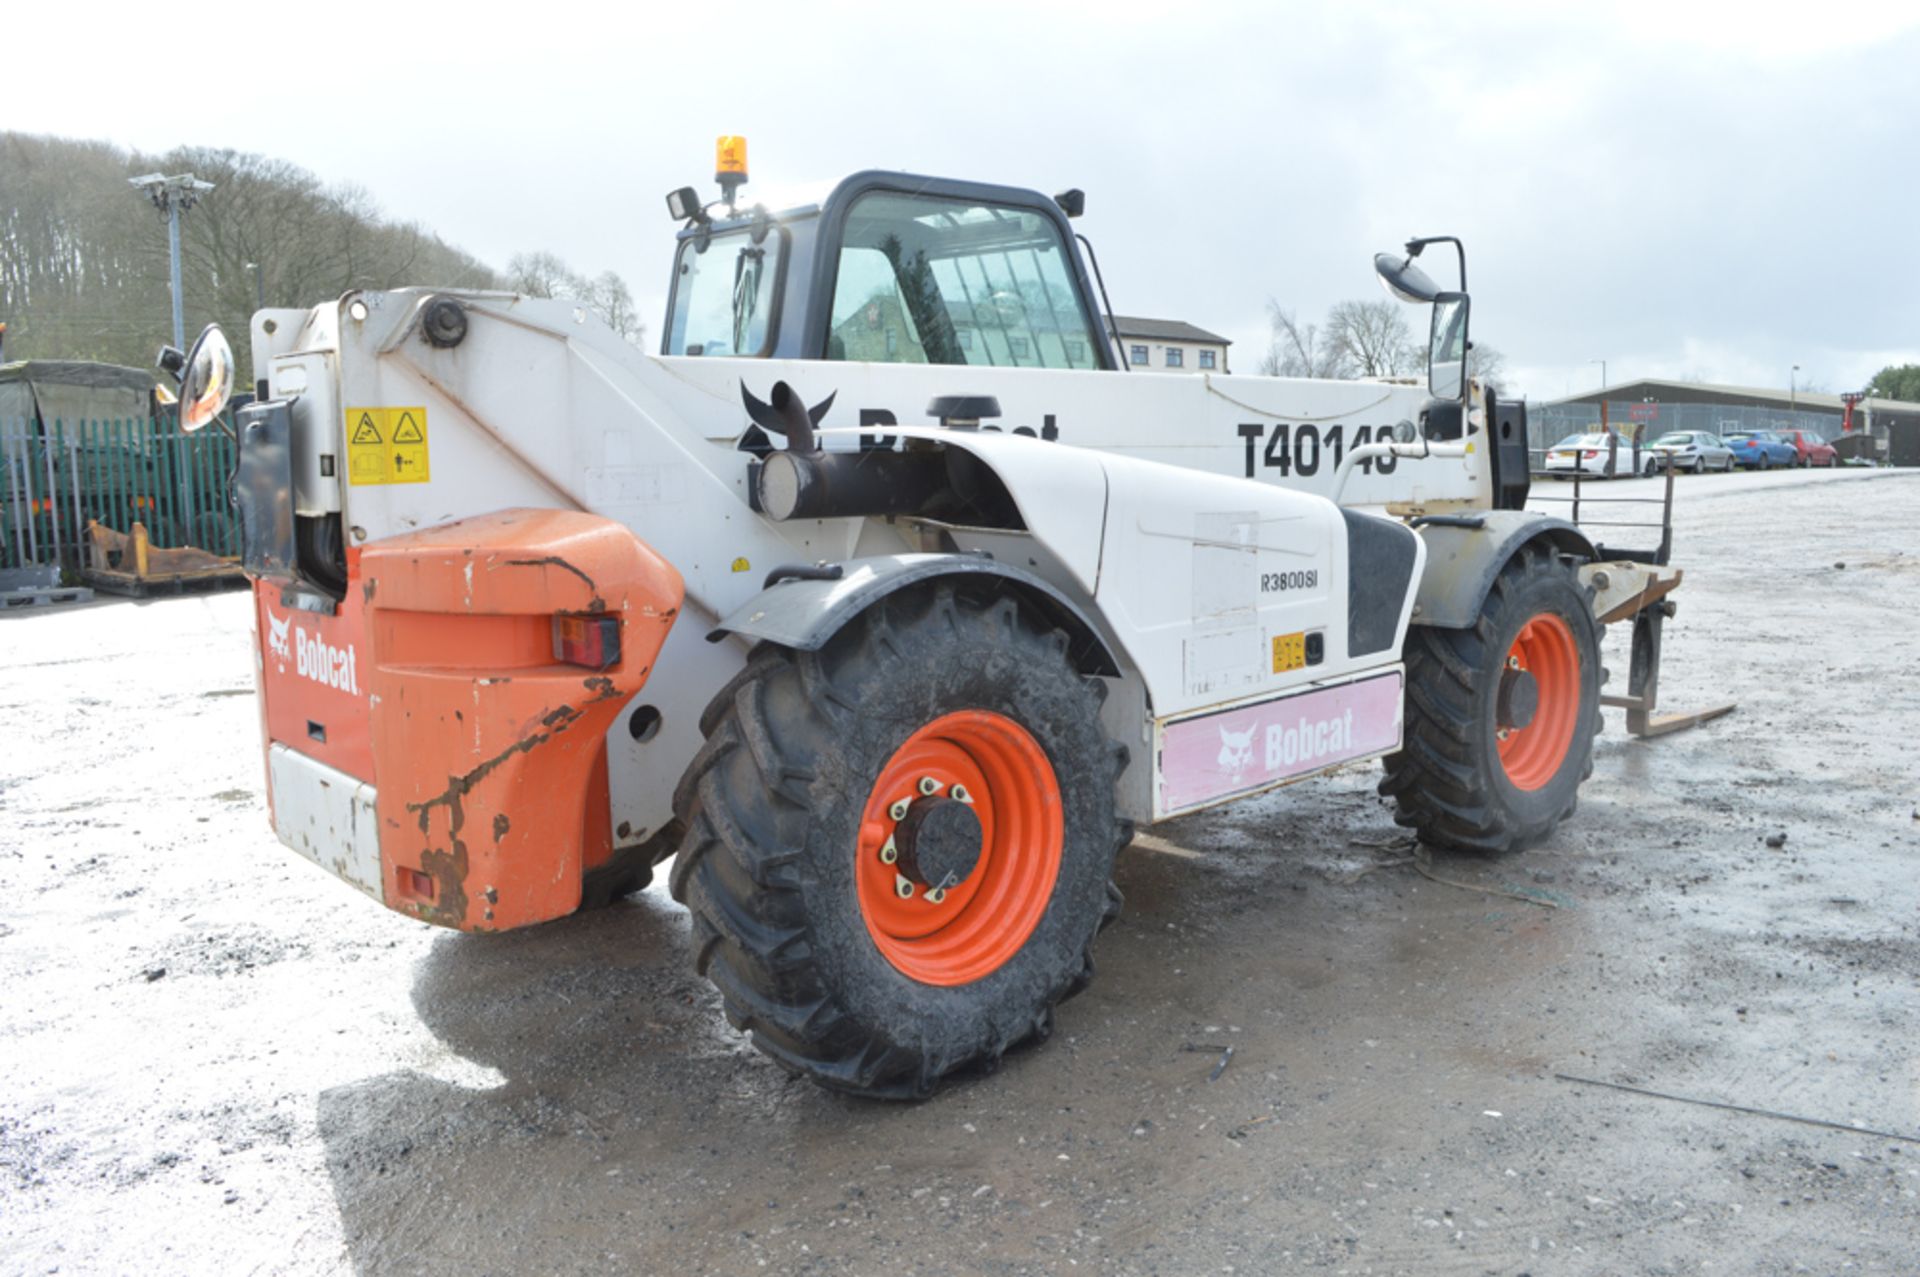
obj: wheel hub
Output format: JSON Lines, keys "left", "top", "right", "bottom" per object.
{"left": 1496, "top": 613, "right": 1580, "bottom": 792}
{"left": 894, "top": 795, "right": 983, "bottom": 891}
{"left": 1496, "top": 666, "right": 1540, "bottom": 731}
{"left": 854, "top": 711, "right": 1065, "bottom": 986}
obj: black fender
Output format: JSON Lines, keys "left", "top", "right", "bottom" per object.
{"left": 706, "top": 552, "right": 1122, "bottom": 677}
{"left": 1409, "top": 511, "right": 1597, "bottom": 629}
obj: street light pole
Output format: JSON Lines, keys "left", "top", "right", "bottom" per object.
{"left": 1591, "top": 359, "right": 1609, "bottom": 432}
{"left": 129, "top": 173, "right": 216, "bottom": 353}
{"left": 1790, "top": 364, "right": 1800, "bottom": 413}
{"left": 165, "top": 200, "right": 185, "bottom": 350}
{"left": 246, "top": 261, "right": 264, "bottom": 313}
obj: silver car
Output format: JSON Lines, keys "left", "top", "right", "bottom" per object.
{"left": 1649, "top": 430, "right": 1735, "bottom": 473}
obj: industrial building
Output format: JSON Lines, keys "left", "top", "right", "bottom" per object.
{"left": 1545, "top": 378, "right": 1920, "bottom": 465}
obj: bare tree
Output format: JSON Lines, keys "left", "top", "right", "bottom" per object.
{"left": 506, "top": 253, "right": 646, "bottom": 346}
{"left": 506, "top": 251, "right": 577, "bottom": 300}
{"left": 1467, "top": 341, "right": 1507, "bottom": 389}
{"left": 1326, "top": 298, "right": 1420, "bottom": 378}
{"left": 585, "top": 271, "right": 644, "bottom": 344}
{"left": 1256, "top": 301, "right": 1352, "bottom": 379}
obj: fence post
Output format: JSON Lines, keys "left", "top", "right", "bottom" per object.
{"left": 42, "top": 419, "right": 63, "bottom": 571}
{"left": 22, "top": 425, "right": 39, "bottom": 564}
{"left": 70, "top": 424, "right": 86, "bottom": 573}
{"left": 4, "top": 423, "right": 24, "bottom": 568}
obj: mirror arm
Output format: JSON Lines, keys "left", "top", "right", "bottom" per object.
{"left": 1329, "top": 438, "right": 1467, "bottom": 504}
{"left": 1407, "top": 235, "right": 1467, "bottom": 292}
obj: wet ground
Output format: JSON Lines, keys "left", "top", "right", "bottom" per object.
{"left": 2, "top": 467, "right": 1916, "bottom": 1275}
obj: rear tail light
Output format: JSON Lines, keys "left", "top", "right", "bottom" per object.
{"left": 1582, "top": 450, "right": 1598, "bottom": 459}
{"left": 552, "top": 613, "right": 621, "bottom": 669}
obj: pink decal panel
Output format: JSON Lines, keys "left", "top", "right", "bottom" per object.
{"left": 1157, "top": 672, "right": 1404, "bottom": 817}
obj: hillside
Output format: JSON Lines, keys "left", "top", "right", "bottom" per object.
{"left": 0, "top": 133, "right": 632, "bottom": 381}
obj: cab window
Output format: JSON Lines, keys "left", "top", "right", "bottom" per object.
{"left": 665, "top": 228, "right": 784, "bottom": 357}
{"left": 826, "top": 192, "right": 1100, "bottom": 369}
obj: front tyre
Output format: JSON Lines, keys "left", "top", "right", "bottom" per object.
{"left": 1379, "top": 542, "right": 1602, "bottom": 853}
{"left": 670, "top": 583, "right": 1130, "bottom": 1099}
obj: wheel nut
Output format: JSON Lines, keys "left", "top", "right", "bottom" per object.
{"left": 894, "top": 875, "right": 915, "bottom": 899}
{"left": 1497, "top": 728, "right": 1512, "bottom": 741}
{"left": 918, "top": 776, "right": 942, "bottom": 796}
{"left": 879, "top": 837, "right": 898, "bottom": 865}
{"left": 925, "top": 886, "right": 946, "bottom": 904}
{"left": 950, "top": 783, "right": 972, "bottom": 804}
{"left": 1507, "top": 655, "right": 1522, "bottom": 670}
{"left": 889, "top": 798, "right": 911, "bottom": 821}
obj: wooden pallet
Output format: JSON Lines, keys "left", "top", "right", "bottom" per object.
{"left": 1, "top": 586, "right": 94, "bottom": 610}
{"left": 82, "top": 567, "right": 244, "bottom": 598}
{"left": 81, "top": 519, "right": 247, "bottom": 598}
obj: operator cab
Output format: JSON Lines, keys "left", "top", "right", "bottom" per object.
{"left": 663, "top": 150, "right": 1116, "bottom": 371}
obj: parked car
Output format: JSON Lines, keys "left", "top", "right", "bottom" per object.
{"left": 1648, "top": 430, "right": 1735, "bottom": 473}
{"left": 1722, "top": 430, "right": 1798, "bottom": 469}
{"left": 1543, "top": 429, "right": 1659, "bottom": 478}
{"left": 1781, "top": 429, "right": 1839, "bottom": 468}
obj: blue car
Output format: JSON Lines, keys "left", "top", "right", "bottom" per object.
{"left": 1722, "top": 430, "right": 1798, "bottom": 470}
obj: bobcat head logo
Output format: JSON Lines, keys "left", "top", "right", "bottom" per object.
{"left": 1217, "top": 724, "right": 1256, "bottom": 775}
{"left": 266, "top": 608, "right": 292, "bottom": 666}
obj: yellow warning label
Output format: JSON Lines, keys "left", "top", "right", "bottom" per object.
{"left": 344, "top": 407, "right": 430, "bottom": 485}
{"left": 1272, "top": 631, "right": 1307, "bottom": 674}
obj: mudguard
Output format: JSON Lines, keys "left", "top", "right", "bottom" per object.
{"left": 708, "top": 553, "right": 1121, "bottom": 677}
{"left": 1409, "top": 511, "right": 1596, "bottom": 629}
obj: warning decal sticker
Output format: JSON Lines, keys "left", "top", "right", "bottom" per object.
{"left": 344, "top": 407, "right": 430, "bottom": 485}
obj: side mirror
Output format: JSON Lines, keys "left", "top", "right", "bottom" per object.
{"left": 1427, "top": 292, "right": 1469, "bottom": 402}
{"left": 1373, "top": 252, "right": 1442, "bottom": 304}
{"left": 178, "top": 324, "right": 235, "bottom": 434}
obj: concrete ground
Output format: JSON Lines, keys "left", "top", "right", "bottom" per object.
{"left": 1, "top": 467, "right": 1915, "bottom": 1276}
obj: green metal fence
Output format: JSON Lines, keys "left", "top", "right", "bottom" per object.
{"left": 1, "top": 417, "right": 240, "bottom": 575}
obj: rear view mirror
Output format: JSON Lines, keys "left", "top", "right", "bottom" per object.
{"left": 1428, "top": 293, "right": 1469, "bottom": 402}
{"left": 178, "top": 324, "right": 235, "bottom": 434}
{"left": 1373, "top": 252, "right": 1442, "bottom": 304}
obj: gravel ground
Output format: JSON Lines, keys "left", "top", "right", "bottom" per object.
{"left": 2, "top": 467, "right": 1916, "bottom": 1275}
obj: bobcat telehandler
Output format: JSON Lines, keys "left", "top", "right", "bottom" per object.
{"left": 180, "top": 139, "right": 1698, "bottom": 1098}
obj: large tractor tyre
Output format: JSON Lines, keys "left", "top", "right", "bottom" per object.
{"left": 670, "top": 582, "right": 1131, "bottom": 1099}
{"left": 1379, "top": 542, "right": 1602, "bottom": 854}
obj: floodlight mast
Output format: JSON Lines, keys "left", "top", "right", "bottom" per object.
{"left": 129, "top": 173, "right": 216, "bottom": 351}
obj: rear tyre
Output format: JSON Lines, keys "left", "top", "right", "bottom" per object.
{"left": 1722, "top": 455, "right": 1735, "bottom": 473}
{"left": 1379, "top": 542, "right": 1602, "bottom": 853}
{"left": 1758, "top": 453, "right": 1772, "bottom": 470}
{"left": 670, "top": 582, "right": 1130, "bottom": 1099}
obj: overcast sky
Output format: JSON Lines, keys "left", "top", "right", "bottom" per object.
{"left": 11, "top": 0, "right": 1917, "bottom": 398}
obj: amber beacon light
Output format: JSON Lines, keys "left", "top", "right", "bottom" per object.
{"left": 716, "top": 135, "right": 748, "bottom": 206}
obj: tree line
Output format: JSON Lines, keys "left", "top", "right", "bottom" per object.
{"left": 1257, "top": 296, "right": 1506, "bottom": 388}
{"left": 0, "top": 132, "right": 643, "bottom": 382}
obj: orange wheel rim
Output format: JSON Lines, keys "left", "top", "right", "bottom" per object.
{"left": 855, "top": 710, "right": 1063, "bottom": 986}
{"left": 1496, "top": 613, "right": 1579, "bottom": 792}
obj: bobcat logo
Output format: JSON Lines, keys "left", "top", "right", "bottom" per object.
{"left": 1217, "top": 723, "right": 1256, "bottom": 776}
{"left": 266, "top": 608, "right": 292, "bottom": 668}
